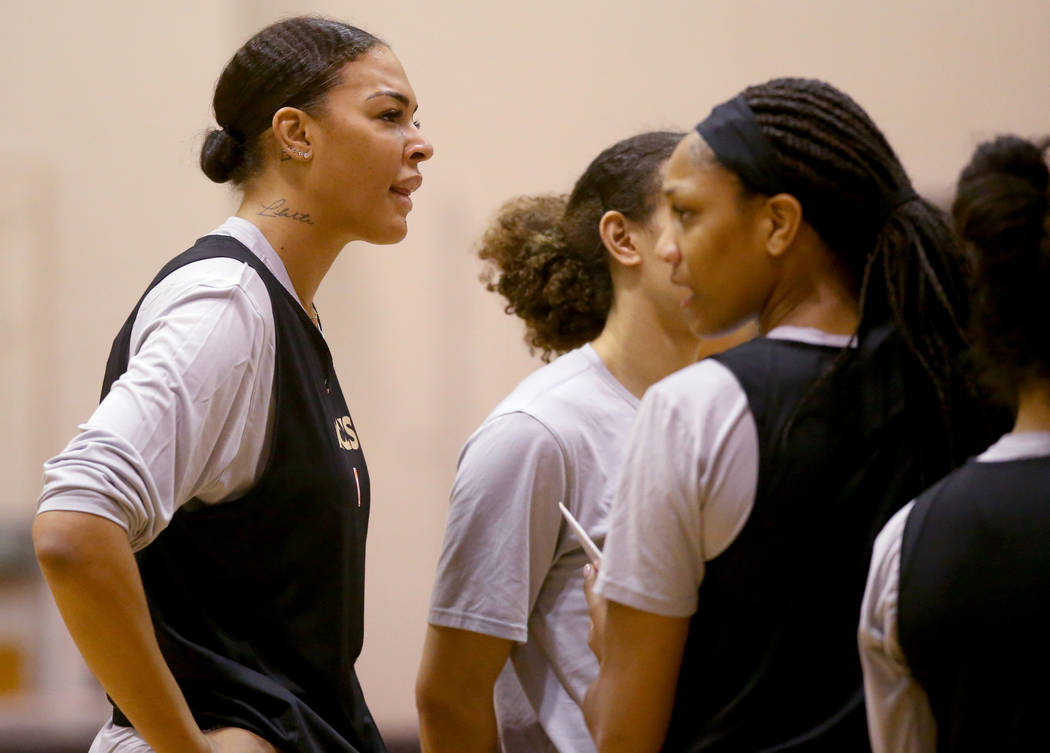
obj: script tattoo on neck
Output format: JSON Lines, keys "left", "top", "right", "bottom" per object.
{"left": 258, "top": 198, "right": 315, "bottom": 225}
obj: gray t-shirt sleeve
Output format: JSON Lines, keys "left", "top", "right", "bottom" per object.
{"left": 428, "top": 411, "right": 567, "bottom": 643}
{"left": 595, "top": 360, "right": 758, "bottom": 617}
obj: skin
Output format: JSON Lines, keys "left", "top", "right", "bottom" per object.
{"left": 1013, "top": 379, "right": 1050, "bottom": 434}
{"left": 592, "top": 202, "right": 756, "bottom": 396}
{"left": 239, "top": 44, "right": 433, "bottom": 319}
{"left": 415, "top": 173, "right": 712, "bottom": 753}
{"left": 33, "top": 44, "right": 432, "bottom": 753}
{"left": 582, "top": 564, "right": 690, "bottom": 753}
{"left": 582, "top": 131, "right": 862, "bottom": 753}
{"left": 658, "top": 132, "right": 858, "bottom": 338}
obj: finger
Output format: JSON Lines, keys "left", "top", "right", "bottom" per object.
{"left": 583, "top": 563, "right": 601, "bottom": 608}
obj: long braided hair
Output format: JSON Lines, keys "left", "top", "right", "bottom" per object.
{"left": 739, "top": 78, "right": 984, "bottom": 459}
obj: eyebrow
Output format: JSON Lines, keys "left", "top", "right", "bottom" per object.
{"left": 367, "top": 89, "right": 417, "bottom": 112}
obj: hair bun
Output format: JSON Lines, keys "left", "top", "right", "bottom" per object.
{"left": 199, "top": 128, "right": 245, "bottom": 184}
{"left": 953, "top": 134, "right": 1050, "bottom": 401}
{"left": 962, "top": 136, "right": 1049, "bottom": 191}
{"left": 953, "top": 136, "right": 1049, "bottom": 252}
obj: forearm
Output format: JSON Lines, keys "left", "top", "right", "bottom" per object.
{"left": 584, "top": 601, "right": 689, "bottom": 753}
{"left": 417, "top": 689, "right": 499, "bottom": 753}
{"left": 416, "top": 624, "right": 511, "bottom": 753}
{"left": 584, "top": 672, "right": 665, "bottom": 753}
{"left": 33, "top": 510, "right": 209, "bottom": 753}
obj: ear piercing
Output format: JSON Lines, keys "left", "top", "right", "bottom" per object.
{"left": 286, "top": 147, "right": 311, "bottom": 159}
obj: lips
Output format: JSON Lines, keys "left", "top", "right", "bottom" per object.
{"left": 392, "top": 175, "right": 423, "bottom": 193}
{"left": 390, "top": 175, "right": 422, "bottom": 213}
{"left": 668, "top": 267, "right": 696, "bottom": 309}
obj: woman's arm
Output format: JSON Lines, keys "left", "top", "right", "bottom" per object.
{"left": 415, "top": 625, "right": 513, "bottom": 753}
{"left": 35, "top": 263, "right": 283, "bottom": 753}
{"left": 421, "top": 411, "right": 566, "bottom": 749}
{"left": 34, "top": 512, "right": 284, "bottom": 753}
{"left": 583, "top": 596, "right": 689, "bottom": 753}
{"left": 583, "top": 362, "right": 759, "bottom": 753}
{"left": 33, "top": 510, "right": 211, "bottom": 753}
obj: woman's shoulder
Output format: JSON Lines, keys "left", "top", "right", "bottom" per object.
{"left": 650, "top": 356, "right": 747, "bottom": 409}
{"left": 135, "top": 228, "right": 278, "bottom": 318}
{"left": 467, "top": 347, "right": 634, "bottom": 458}
{"left": 136, "top": 254, "right": 272, "bottom": 323}
{"left": 490, "top": 346, "right": 623, "bottom": 418}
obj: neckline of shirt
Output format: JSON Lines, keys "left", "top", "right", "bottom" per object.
{"left": 209, "top": 217, "right": 306, "bottom": 318}
{"left": 765, "top": 324, "right": 857, "bottom": 349}
{"left": 580, "top": 343, "right": 641, "bottom": 408}
{"left": 978, "top": 431, "right": 1050, "bottom": 462}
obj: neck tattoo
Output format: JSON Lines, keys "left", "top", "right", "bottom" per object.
{"left": 258, "top": 198, "right": 315, "bottom": 225}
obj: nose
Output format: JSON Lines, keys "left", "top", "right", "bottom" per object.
{"left": 655, "top": 226, "right": 681, "bottom": 266}
{"left": 407, "top": 126, "right": 434, "bottom": 164}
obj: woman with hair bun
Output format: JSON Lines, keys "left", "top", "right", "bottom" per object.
{"left": 583, "top": 79, "right": 999, "bottom": 753}
{"left": 416, "top": 132, "right": 752, "bottom": 753}
{"left": 860, "top": 135, "right": 1050, "bottom": 753}
{"left": 32, "top": 16, "right": 432, "bottom": 753}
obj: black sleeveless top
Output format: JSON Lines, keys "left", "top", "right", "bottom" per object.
{"left": 662, "top": 325, "right": 953, "bottom": 753}
{"left": 104, "top": 235, "right": 385, "bottom": 753}
{"left": 898, "top": 454, "right": 1050, "bottom": 753}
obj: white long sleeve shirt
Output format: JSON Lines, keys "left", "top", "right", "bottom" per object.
{"left": 37, "top": 217, "right": 309, "bottom": 551}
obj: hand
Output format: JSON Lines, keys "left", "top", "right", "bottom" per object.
{"left": 205, "top": 727, "right": 283, "bottom": 753}
{"left": 584, "top": 562, "right": 607, "bottom": 662}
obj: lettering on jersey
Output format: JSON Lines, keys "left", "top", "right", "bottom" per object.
{"left": 335, "top": 415, "right": 359, "bottom": 451}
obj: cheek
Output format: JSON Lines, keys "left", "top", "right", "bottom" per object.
{"left": 680, "top": 225, "right": 725, "bottom": 280}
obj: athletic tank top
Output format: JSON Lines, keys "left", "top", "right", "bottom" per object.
{"left": 899, "top": 457, "right": 1050, "bottom": 753}
{"left": 663, "top": 324, "right": 948, "bottom": 753}
{"left": 105, "top": 235, "right": 385, "bottom": 753}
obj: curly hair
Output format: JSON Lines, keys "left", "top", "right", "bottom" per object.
{"left": 478, "top": 131, "right": 682, "bottom": 361}
{"left": 953, "top": 134, "right": 1050, "bottom": 404}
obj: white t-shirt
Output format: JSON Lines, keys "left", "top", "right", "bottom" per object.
{"left": 858, "top": 431, "right": 1050, "bottom": 753}
{"left": 594, "top": 326, "right": 852, "bottom": 617}
{"left": 428, "top": 344, "right": 638, "bottom": 753}
{"left": 36, "top": 217, "right": 309, "bottom": 551}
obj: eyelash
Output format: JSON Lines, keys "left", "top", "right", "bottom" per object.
{"left": 381, "top": 110, "right": 422, "bottom": 129}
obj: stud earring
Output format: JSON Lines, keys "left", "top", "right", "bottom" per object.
{"left": 286, "top": 146, "right": 310, "bottom": 159}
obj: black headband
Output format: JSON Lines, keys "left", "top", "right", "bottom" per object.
{"left": 695, "top": 95, "right": 788, "bottom": 197}
{"left": 695, "top": 94, "right": 919, "bottom": 245}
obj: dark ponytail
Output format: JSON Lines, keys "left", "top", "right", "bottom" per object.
{"left": 478, "top": 131, "right": 681, "bottom": 361}
{"left": 953, "top": 135, "right": 1050, "bottom": 403}
{"left": 200, "top": 16, "right": 383, "bottom": 185}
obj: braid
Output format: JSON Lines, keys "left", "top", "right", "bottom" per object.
{"left": 742, "top": 78, "right": 983, "bottom": 461}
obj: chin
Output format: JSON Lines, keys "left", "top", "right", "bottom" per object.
{"left": 364, "top": 221, "right": 409, "bottom": 245}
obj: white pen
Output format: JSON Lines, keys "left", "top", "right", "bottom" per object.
{"left": 558, "top": 501, "right": 602, "bottom": 566}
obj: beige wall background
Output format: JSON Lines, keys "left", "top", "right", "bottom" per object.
{"left": 2, "top": 0, "right": 1048, "bottom": 742}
